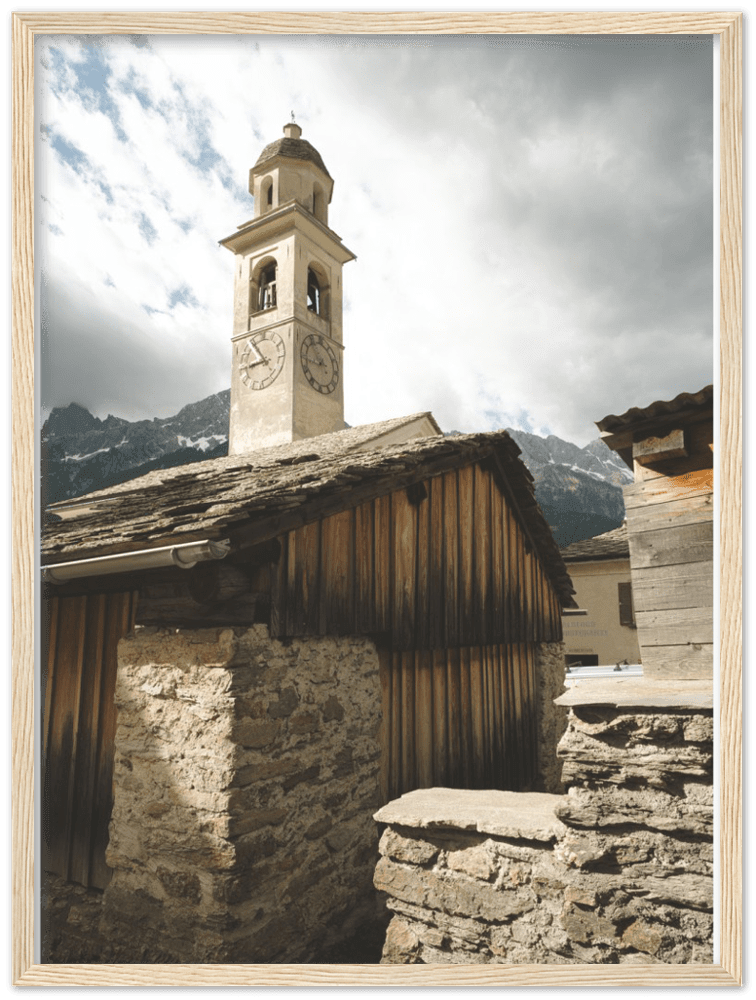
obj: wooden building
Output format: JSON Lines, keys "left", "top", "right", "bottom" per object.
{"left": 41, "top": 421, "right": 575, "bottom": 960}
{"left": 597, "top": 386, "right": 713, "bottom": 680}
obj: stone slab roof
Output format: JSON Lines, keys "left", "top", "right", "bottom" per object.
{"left": 560, "top": 523, "right": 629, "bottom": 563}
{"left": 42, "top": 416, "right": 575, "bottom": 604}
{"left": 254, "top": 137, "right": 331, "bottom": 179}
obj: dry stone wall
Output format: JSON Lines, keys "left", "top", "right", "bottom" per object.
{"left": 535, "top": 641, "right": 567, "bottom": 793}
{"left": 375, "top": 682, "right": 713, "bottom": 965}
{"left": 49, "top": 624, "right": 384, "bottom": 964}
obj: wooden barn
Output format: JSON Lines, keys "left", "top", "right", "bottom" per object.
{"left": 41, "top": 420, "right": 575, "bottom": 963}
{"left": 597, "top": 386, "right": 713, "bottom": 680}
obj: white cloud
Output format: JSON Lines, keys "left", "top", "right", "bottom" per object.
{"left": 36, "top": 33, "right": 713, "bottom": 444}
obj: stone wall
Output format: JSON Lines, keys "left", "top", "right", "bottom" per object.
{"left": 42, "top": 873, "right": 105, "bottom": 963}
{"left": 374, "top": 680, "right": 713, "bottom": 965}
{"left": 47, "top": 624, "right": 384, "bottom": 963}
{"left": 535, "top": 641, "right": 567, "bottom": 793}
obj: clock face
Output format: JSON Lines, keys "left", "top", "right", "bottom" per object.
{"left": 300, "top": 334, "right": 339, "bottom": 394}
{"left": 239, "top": 332, "right": 286, "bottom": 390}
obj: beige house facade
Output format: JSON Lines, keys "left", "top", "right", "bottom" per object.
{"left": 560, "top": 524, "right": 641, "bottom": 667}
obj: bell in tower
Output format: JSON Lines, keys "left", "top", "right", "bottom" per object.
{"left": 220, "top": 123, "right": 356, "bottom": 455}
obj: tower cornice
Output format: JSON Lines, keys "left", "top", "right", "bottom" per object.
{"left": 219, "top": 201, "right": 356, "bottom": 264}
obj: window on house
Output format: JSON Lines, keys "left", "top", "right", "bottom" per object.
{"left": 566, "top": 655, "right": 599, "bottom": 669}
{"left": 266, "top": 183, "right": 273, "bottom": 207}
{"left": 258, "top": 264, "right": 277, "bottom": 310}
{"left": 618, "top": 581, "right": 635, "bottom": 627}
{"left": 307, "top": 268, "right": 321, "bottom": 315}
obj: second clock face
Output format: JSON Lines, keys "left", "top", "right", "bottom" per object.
{"left": 239, "top": 332, "right": 285, "bottom": 390}
{"left": 300, "top": 334, "right": 339, "bottom": 394}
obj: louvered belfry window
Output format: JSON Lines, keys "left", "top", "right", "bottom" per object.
{"left": 618, "top": 581, "right": 635, "bottom": 627}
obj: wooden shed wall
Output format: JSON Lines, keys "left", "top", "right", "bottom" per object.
{"left": 625, "top": 420, "right": 714, "bottom": 679}
{"left": 43, "top": 590, "right": 137, "bottom": 889}
{"left": 271, "top": 462, "right": 564, "bottom": 650}
{"left": 380, "top": 642, "right": 538, "bottom": 801}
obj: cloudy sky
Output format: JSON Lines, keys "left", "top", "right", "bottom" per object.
{"left": 36, "top": 32, "right": 714, "bottom": 446}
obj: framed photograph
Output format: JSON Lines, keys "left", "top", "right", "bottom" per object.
{"left": 9, "top": 9, "right": 743, "bottom": 993}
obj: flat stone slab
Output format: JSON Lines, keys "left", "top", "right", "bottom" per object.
{"left": 374, "top": 788, "right": 565, "bottom": 842}
{"left": 555, "top": 678, "right": 713, "bottom": 710}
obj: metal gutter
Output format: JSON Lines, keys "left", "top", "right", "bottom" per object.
{"left": 42, "top": 538, "right": 231, "bottom": 585}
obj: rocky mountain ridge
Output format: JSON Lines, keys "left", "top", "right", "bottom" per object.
{"left": 42, "top": 394, "right": 629, "bottom": 546}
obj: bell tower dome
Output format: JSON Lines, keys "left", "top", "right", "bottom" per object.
{"left": 221, "top": 123, "right": 356, "bottom": 455}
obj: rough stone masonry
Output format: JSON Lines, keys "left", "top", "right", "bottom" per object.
{"left": 46, "top": 624, "right": 384, "bottom": 963}
{"left": 374, "top": 680, "right": 713, "bottom": 965}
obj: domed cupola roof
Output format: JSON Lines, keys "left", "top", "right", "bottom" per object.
{"left": 253, "top": 122, "right": 331, "bottom": 180}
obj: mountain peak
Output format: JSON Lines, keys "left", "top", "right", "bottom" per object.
{"left": 44, "top": 402, "right": 101, "bottom": 438}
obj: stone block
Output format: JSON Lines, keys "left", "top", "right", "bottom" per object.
{"left": 379, "top": 828, "right": 439, "bottom": 865}
{"left": 234, "top": 718, "right": 281, "bottom": 748}
{"left": 155, "top": 867, "right": 202, "bottom": 903}
{"left": 374, "top": 857, "right": 535, "bottom": 924}
{"left": 290, "top": 711, "right": 321, "bottom": 734}
{"left": 268, "top": 687, "right": 299, "bottom": 718}
{"left": 381, "top": 917, "right": 421, "bottom": 963}
{"left": 446, "top": 843, "right": 497, "bottom": 882}
{"left": 621, "top": 919, "right": 662, "bottom": 955}
{"left": 227, "top": 807, "right": 287, "bottom": 838}
{"left": 323, "top": 695, "right": 345, "bottom": 722}
{"left": 560, "top": 904, "right": 617, "bottom": 945}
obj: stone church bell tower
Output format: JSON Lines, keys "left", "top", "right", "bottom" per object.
{"left": 220, "top": 123, "right": 356, "bottom": 454}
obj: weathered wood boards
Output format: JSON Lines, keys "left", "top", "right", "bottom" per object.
{"left": 380, "top": 643, "right": 537, "bottom": 801}
{"left": 43, "top": 591, "right": 137, "bottom": 889}
{"left": 621, "top": 412, "right": 714, "bottom": 680}
{"left": 272, "top": 461, "right": 564, "bottom": 650}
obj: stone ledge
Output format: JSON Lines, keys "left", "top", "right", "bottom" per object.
{"left": 373, "top": 788, "right": 565, "bottom": 842}
{"left": 555, "top": 678, "right": 712, "bottom": 711}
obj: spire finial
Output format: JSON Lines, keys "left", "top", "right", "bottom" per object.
{"left": 291, "top": 110, "right": 296, "bottom": 123}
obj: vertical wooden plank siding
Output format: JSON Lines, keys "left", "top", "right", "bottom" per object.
{"left": 446, "top": 646, "right": 462, "bottom": 787}
{"left": 68, "top": 593, "right": 106, "bottom": 886}
{"left": 428, "top": 475, "right": 445, "bottom": 649}
{"left": 43, "top": 590, "right": 137, "bottom": 889}
{"left": 443, "top": 471, "right": 460, "bottom": 647}
{"left": 354, "top": 501, "right": 374, "bottom": 634}
{"left": 41, "top": 598, "right": 58, "bottom": 763}
{"left": 379, "top": 641, "right": 540, "bottom": 801}
{"left": 322, "top": 508, "right": 354, "bottom": 634}
{"left": 458, "top": 466, "right": 476, "bottom": 650}
{"left": 373, "top": 494, "right": 391, "bottom": 633}
{"left": 431, "top": 646, "right": 448, "bottom": 785}
{"left": 415, "top": 650, "right": 434, "bottom": 788}
{"left": 275, "top": 460, "right": 564, "bottom": 650}
{"left": 391, "top": 490, "right": 417, "bottom": 649}
{"left": 45, "top": 595, "right": 86, "bottom": 877}
{"left": 414, "top": 486, "right": 431, "bottom": 651}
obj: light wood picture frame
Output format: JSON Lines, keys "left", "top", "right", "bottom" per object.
{"left": 12, "top": 10, "right": 742, "bottom": 987}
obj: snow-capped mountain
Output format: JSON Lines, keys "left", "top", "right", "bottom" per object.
{"left": 505, "top": 428, "right": 633, "bottom": 488}
{"left": 505, "top": 428, "right": 629, "bottom": 546}
{"left": 41, "top": 391, "right": 230, "bottom": 507}
{"left": 42, "top": 393, "right": 629, "bottom": 548}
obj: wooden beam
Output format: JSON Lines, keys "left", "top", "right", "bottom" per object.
{"left": 640, "top": 643, "right": 714, "bottom": 681}
{"left": 633, "top": 428, "right": 687, "bottom": 465}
